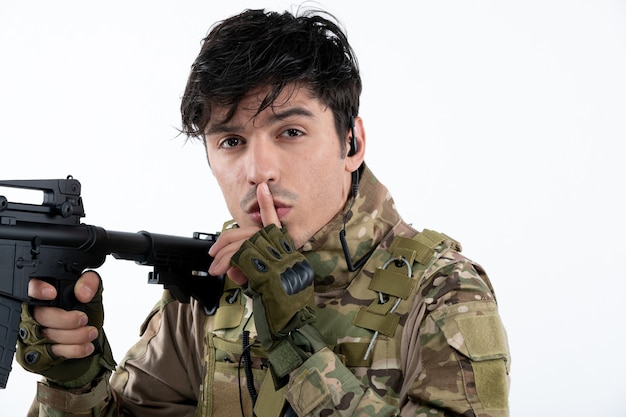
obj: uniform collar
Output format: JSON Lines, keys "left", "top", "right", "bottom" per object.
{"left": 301, "top": 164, "right": 402, "bottom": 292}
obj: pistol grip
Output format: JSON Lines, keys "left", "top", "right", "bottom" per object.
{"left": 29, "top": 276, "right": 82, "bottom": 312}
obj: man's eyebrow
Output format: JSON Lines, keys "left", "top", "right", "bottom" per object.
{"left": 270, "top": 106, "right": 316, "bottom": 121}
{"left": 204, "top": 122, "right": 242, "bottom": 136}
{"left": 205, "top": 106, "right": 316, "bottom": 136}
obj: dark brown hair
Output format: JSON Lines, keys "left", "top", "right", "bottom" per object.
{"left": 180, "top": 8, "right": 361, "bottom": 151}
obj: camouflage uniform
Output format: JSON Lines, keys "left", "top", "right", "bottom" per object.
{"left": 27, "top": 165, "right": 510, "bottom": 417}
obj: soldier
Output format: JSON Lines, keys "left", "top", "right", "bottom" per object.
{"left": 20, "top": 8, "right": 510, "bottom": 417}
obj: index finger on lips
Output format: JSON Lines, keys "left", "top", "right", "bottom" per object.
{"left": 257, "top": 182, "right": 281, "bottom": 228}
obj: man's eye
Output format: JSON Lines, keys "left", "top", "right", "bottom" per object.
{"left": 282, "top": 128, "right": 303, "bottom": 138}
{"left": 220, "top": 137, "right": 243, "bottom": 148}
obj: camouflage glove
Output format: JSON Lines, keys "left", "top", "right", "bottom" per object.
{"left": 231, "top": 225, "right": 325, "bottom": 383}
{"left": 17, "top": 275, "right": 116, "bottom": 389}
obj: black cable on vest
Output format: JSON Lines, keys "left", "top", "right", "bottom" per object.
{"left": 242, "top": 331, "right": 257, "bottom": 404}
{"left": 238, "top": 315, "right": 257, "bottom": 417}
{"left": 340, "top": 227, "right": 375, "bottom": 272}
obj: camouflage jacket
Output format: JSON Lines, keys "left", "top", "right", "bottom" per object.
{"left": 28, "top": 166, "right": 510, "bottom": 417}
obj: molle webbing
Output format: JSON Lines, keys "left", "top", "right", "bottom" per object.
{"left": 352, "top": 229, "right": 459, "bottom": 339}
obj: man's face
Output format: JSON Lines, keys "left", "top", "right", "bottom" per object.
{"left": 204, "top": 85, "right": 361, "bottom": 248}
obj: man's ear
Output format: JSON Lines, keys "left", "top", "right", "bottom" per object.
{"left": 345, "top": 116, "right": 366, "bottom": 172}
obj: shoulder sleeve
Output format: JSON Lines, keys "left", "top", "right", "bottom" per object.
{"left": 403, "top": 256, "right": 511, "bottom": 417}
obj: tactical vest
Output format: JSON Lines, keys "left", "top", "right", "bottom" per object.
{"left": 195, "top": 229, "right": 461, "bottom": 417}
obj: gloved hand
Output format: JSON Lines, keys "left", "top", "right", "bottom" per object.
{"left": 231, "top": 225, "right": 324, "bottom": 381}
{"left": 17, "top": 273, "right": 116, "bottom": 389}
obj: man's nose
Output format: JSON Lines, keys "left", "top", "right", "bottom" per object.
{"left": 246, "top": 138, "right": 279, "bottom": 185}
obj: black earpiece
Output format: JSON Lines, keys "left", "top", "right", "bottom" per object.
{"left": 348, "top": 115, "right": 358, "bottom": 156}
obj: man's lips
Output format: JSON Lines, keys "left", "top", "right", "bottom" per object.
{"left": 247, "top": 203, "right": 291, "bottom": 224}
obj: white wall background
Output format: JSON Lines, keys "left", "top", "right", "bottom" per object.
{"left": 1, "top": 1, "right": 625, "bottom": 415}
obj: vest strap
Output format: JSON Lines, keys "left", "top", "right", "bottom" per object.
{"left": 354, "top": 306, "right": 400, "bottom": 337}
{"left": 254, "top": 371, "right": 288, "bottom": 417}
{"left": 389, "top": 229, "right": 458, "bottom": 265}
{"left": 370, "top": 268, "right": 416, "bottom": 299}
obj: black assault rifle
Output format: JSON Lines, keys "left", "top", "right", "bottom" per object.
{"left": 0, "top": 176, "right": 223, "bottom": 388}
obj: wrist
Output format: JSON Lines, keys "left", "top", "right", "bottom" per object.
{"left": 38, "top": 372, "right": 112, "bottom": 413}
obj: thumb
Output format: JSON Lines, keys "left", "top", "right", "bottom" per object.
{"left": 75, "top": 271, "right": 101, "bottom": 303}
